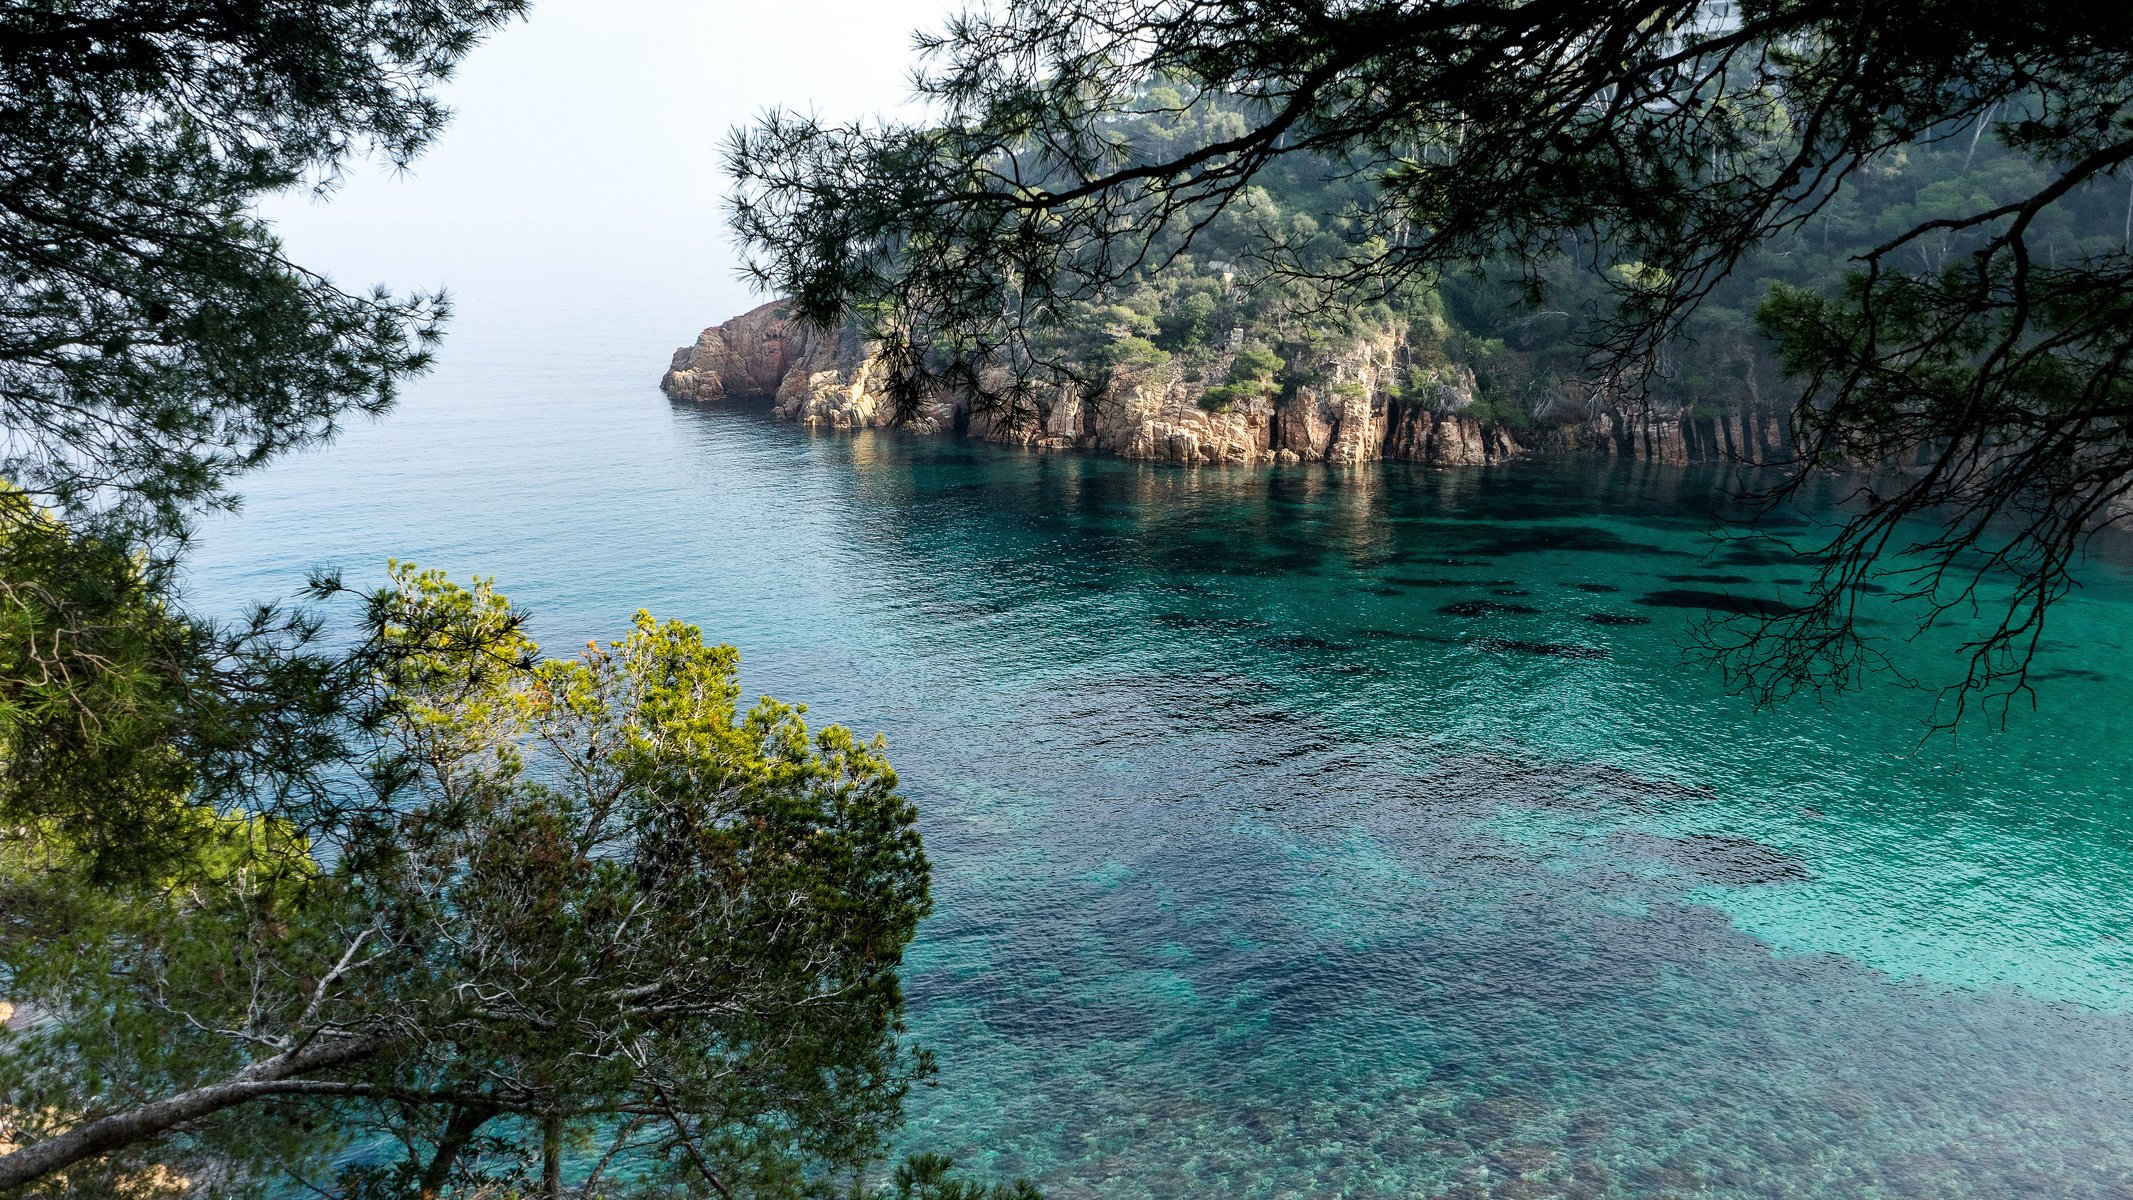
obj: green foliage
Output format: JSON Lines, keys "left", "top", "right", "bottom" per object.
{"left": 1095, "top": 305, "right": 1156, "bottom": 338}
{"left": 1462, "top": 397, "right": 1532, "bottom": 430}
{"left": 0, "top": 0, "right": 536, "bottom": 891}
{"left": 350, "top": 568, "right": 935, "bottom": 1197}
{"left": 886, "top": 1154, "right": 1042, "bottom": 1200}
{"left": 0, "top": 566, "right": 974, "bottom": 1198}
{"left": 1608, "top": 262, "right": 1673, "bottom": 293}
{"left": 0, "top": 494, "right": 359, "bottom": 884}
{"left": 0, "top": 493, "right": 198, "bottom": 876}
{"left": 1155, "top": 288, "right": 1220, "bottom": 350}
{"left": 0, "top": 808, "right": 333, "bottom": 1197}
{"left": 1102, "top": 335, "right": 1172, "bottom": 372}
{"left": 1199, "top": 342, "right": 1288, "bottom": 411}
{"left": 1230, "top": 343, "right": 1284, "bottom": 384}
{"left": 0, "top": 2, "right": 528, "bottom": 541}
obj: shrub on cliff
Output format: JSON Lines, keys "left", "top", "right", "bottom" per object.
{"left": 1104, "top": 335, "right": 1174, "bottom": 373}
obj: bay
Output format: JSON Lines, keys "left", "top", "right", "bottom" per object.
{"left": 189, "top": 282, "right": 2133, "bottom": 1199}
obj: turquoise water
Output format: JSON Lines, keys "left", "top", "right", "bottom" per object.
{"left": 190, "top": 295, "right": 2133, "bottom": 1198}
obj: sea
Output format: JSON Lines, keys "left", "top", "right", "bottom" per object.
{"left": 189, "top": 267, "right": 2133, "bottom": 1199}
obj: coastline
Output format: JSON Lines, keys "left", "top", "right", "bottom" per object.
{"left": 663, "top": 300, "right": 1796, "bottom": 471}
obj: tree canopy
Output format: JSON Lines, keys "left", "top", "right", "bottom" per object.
{"left": 0, "top": 0, "right": 529, "bottom": 542}
{"left": 0, "top": 0, "right": 537, "bottom": 879}
{"left": 2, "top": 566, "right": 940, "bottom": 1198}
{"left": 728, "top": 0, "right": 2133, "bottom": 712}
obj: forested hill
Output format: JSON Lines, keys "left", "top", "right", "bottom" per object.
{"left": 668, "top": 88, "right": 2130, "bottom": 468}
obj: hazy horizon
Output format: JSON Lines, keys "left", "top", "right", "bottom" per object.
{"left": 259, "top": 0, "right": 948, "bottom": 349}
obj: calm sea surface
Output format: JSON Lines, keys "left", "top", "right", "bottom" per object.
{"left": 190, "top": 284, "right": 2133, "bottom": 1198}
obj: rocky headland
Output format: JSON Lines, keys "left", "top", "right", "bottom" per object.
{"left": 661, "top": 301, "right": 1791, "bottom": 468}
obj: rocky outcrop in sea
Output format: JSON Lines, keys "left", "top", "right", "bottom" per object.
{"left": 661, "top": 301, "right": 1792, "bottom": 467}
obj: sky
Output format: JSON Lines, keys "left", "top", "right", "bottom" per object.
{"left": 261, "top": 0, "right": 949, "bottom": 338}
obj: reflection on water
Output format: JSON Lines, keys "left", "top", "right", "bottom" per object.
{"left": 193, "top": 361, "right": 2133, "bottom": 1197}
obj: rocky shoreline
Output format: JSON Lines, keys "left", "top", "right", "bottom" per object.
{"left": 662, "top": 301, "right": 1791, "bottom": 468}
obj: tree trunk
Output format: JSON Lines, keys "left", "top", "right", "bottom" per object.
{"left": 418, "top": 1103, "right": 497, "bottom": 1200}
{"left": 541, "top": 1108, "right": 564, "bottom": 1199}
{"left": 0, "top": 1034, "right": 384, "bottom": 1191}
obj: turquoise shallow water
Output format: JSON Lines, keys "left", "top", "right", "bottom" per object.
{"left": 190, "top": 296, "right": 2133, "bottom": 1198}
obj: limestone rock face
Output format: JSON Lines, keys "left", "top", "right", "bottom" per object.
{"left": 1269, "top": 386, "right": 1390, "bottom": 464}
{"left": 1087, "top": 376, "right": 1270, "bottom": 465}
{"left": 772, "top": 355, "right": 887, "bottom": 429}
{"left": 662, "top": 300, "right": 897, "bottom": 430}
{"left": 661, "top": 302, "right": 1793, "bottom": 467}
{"left": 1544, "top": 402, "right": 1792, "bottom": 467}
{"left": 662, "top": 301, "right": 823, "bottom": 403}
{"left": 1383, "top": 405, "right": 1522, "bottom": 466}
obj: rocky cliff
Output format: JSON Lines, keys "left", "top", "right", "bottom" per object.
{"left": 662, "top": 301, "right": 1791, "bottom": 468}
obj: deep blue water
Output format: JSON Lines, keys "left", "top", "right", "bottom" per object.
{"left": 190, "top": 291, "right": 2133, "bottom": 1198}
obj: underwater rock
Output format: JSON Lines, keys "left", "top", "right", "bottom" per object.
{"left": 1636, "top": 589, "right": 1796, "bottom": 618}
{"left": 1415, "top": 753, "right": 1715, "bottom": 812}
{"left": 1663, "top": 572, "right": 1756, "bottom": 584}
{"left": 1258, "top": 633, "right": 1354, "bottom": 653}
{"left": 1440, "top": 600, "right": 1544, "bottom": 617}
{"left": 1389, "top": 575, "right": 1521, "bottom": 589}
{"left": 1355, "top": 628, "right": 1462, "bottom": 645}
{"left": 1610, "top": 830, "right": 1813, "bottom": 885}
{"left": 1472, "top": 637, "right": 1610, "bottom": 660}
{"left": 1457, "top": 526, "right": 1685, "bottom": 557}
{"left": 2032, "top": 666, "right": 2110, "bottom": 682}
{"left": 1563, "top": 1112, "right": 1613, "bottom": 1147}
{"left": 1713, "top": 543, "right": 1811, "bottom": 567}
{"left": 1488, "top": 1145, "right": 1561, "bottom": 1175}
{"left": 1153, "top": 611, "right": 1272, "bottom": 631}
{"left": 1585, "top": 613, "right": 1653, "bottom": 626}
